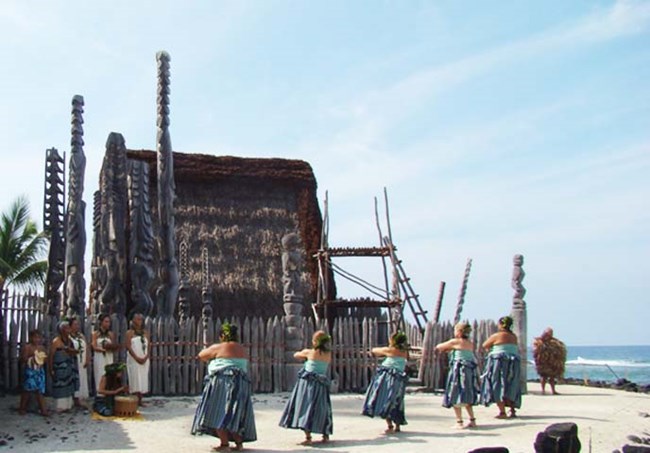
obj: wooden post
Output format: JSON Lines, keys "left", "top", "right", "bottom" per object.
{"left": 433, "top": 281, "right": 445, "bottom": 323}
{"left": 195, "top": 318, "right": 205, "bottom": 395}
{"left": 361, "top": 317, "right": 369, "bottom": 390}
{"left": 374, "top": 197, "right": 391, "bottom": 301}
{"left": 250, "top": 317, "right": 260, "bottom": 392}
{"left": 264, "top": 317, "right": 273, "bottom": 392}
{"left": 9, "top": 319, "right": 18, "bottom": 392}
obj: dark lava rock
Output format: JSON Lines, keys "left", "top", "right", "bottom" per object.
{"left": 534, "top": 422, "right": 581, "bottom": 453}
{"left": 622, "top": 445, "right": 650, "bottom": 453}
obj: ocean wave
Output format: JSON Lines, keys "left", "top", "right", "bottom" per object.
{"left": 566, "top": 357, "right": 650, "bottom": 368}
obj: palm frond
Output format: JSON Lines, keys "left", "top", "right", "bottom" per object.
{"left": 13, "top": 232, "right": 48, "bottom": 273}
{"left": 8, "top": 260, "right": 47, "bottom": 290}
{"left": 0, "top": 197, "right": 47, "bottom": 292}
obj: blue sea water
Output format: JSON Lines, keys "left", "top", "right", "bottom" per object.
{"left": 526, "top": 345, "right": 650, "bottom": 385}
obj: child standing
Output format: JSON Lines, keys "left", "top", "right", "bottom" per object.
{"left": 18, "top": 330, "right": 48, "bottom": 416}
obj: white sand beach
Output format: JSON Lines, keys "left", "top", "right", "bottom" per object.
{"left": 1, "top": 385, "right": 648, "bottom": 453}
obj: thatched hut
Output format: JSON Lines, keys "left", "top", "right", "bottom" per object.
{"left": 92, "top": 146, "right": 326, "bottom": 319}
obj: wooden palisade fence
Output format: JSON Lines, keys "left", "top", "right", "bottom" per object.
{"left": 2, "top": 290, "right": 425, "bottom": 395}
{"left": 4, "top": 290, "right": 498, "bottom": 396}
{"left": 1, "top": 291, "right": 46, "bottom": 394}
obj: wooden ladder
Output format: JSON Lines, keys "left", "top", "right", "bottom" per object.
{"left": 384, "top": 238, "right": 429, "bottom": 333}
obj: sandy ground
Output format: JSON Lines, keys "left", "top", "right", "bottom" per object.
{"left": 0, "top": 385, "right": 648, "bottom": 453}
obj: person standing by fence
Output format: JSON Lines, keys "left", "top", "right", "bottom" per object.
{"left": 191, "top": 323, "right": 257, "bottom": 451}
{"left": 362, "top": 331, "right": 409, "bottom": 434}
{"left": 92, "top": 314, "right": 117, "bottom": 393}
{"left": 69, "top": 316, "right": 89, "bottom": 408}
{"left": 125, "top": 313, "right": 150, "bottom": 406}
{"left": 480, "top": 316, "right": 522, "bottom": 418}
{"left": 280, "top": 330, "right": 333, "bottom": 446}
{"left": 18, "top": 330, "right": 48, "bottom": 416}
{"left": 49, "top": 321, "right": 78, "bottom": 412}
{"left": 435, "top": 322, "right": 480, "bottom": 429}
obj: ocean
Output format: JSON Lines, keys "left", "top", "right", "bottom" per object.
{"left": 526, "top": 345, "right": 650, "bottom": 385}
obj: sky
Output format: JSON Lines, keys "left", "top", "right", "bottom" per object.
{"left": 0, "top": 0, "right": 648, "bottom": 346}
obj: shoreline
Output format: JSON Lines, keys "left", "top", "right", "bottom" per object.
{"left": 528, "top": 377, "right": 650, "bottom": 394}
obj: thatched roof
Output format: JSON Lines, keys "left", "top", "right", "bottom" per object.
{"left": 127, "top": 151, "right": 317, "bottom": 186}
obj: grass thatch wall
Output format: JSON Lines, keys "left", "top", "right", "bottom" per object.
{"left": 126, "top": 150, "right": 324, "bottom": 319}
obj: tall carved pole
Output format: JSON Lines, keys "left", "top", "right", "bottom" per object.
{"left": 282, "top": 233, "right": 305, "bottom": 390}
{"left": 64, "top": 95, "right": 87, "bottom": 321}
{"left": 510, "top": 254, "right": 528, "bottom": 394}
{"left": 155, "top": 50, "right": 179, "bottom": 318}
{"left": 453, "top": 258, "right": 472, "bottom": 324}
{"left": 98, "top": 133, "right": 128, "bottom": 316}
{"left": 433, "top": 281, "right": 446, "bottom": 323}
{"left": 128, "top": 161, "right": 155, "bottom": 317}
{"left": 43, "top": 148, "right": 66, "bottom": 317}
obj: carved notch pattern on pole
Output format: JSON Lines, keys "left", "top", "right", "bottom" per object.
{"left": 453, "top": 258, "right": 472, "bottom": 325}
{"left": 179, "top": 241, "right": 188, "bottom": 281}
{"left": 90, "top": 190, "right": 104, "bottom": 316}
{"left": 201, "top": 247, "right": 213, "bottom": 321}
{"left": 155, "top": 50, "right": 179, "bottom": 318}
{"left": 177, "top": 240, "right": 189, "bottom": 322}
{"left": 64, "top": 95, "right": 87, "bottom": 320}
{"left": 43, "top": 148, "right": 66, "bottom": 317}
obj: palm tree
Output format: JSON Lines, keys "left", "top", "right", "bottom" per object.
{"left": 0, "top": 196, "right": 48, "bottom": 297}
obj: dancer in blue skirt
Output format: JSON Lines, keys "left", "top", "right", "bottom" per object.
{"left": 435, "top": 322, "right": 480, "bottom": 429}
{"left": 362, "top": 331, "right": 409, "bottom": 434}
{"left": 280, "top": 330, "right": 333, "bottom": 445}
{"left": 192, "top": 323, "right": 256, "bottom": 451}
{"left": 480, "top": 315, "right": 522, "bottom": 418}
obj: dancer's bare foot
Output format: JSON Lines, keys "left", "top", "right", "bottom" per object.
{"left": 454, "top": 419, "right": 464, "bottom": 429}
{"left": 321, "top": 435, "right": 330, "bottom": 443}
{"left": 299, "top": 435, "right": 312, "bottom": 446}
{"left": 394, "top": 424, "right": 401, "bottom": 433}
{"left": 464, "top": 418, "right": 477, "bottom": 429}
{"left": 233, "top": 442, "right": 244, "bottom": 451}
{"left": 212, "top": 445, "right": 230, "bottom": 452}
{"left": 495, "top": 412, "right": 508, "bottom": 419}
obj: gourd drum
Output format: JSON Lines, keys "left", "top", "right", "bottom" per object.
{"left": 114, "top": 395, "right": 138, "bottom": 417}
